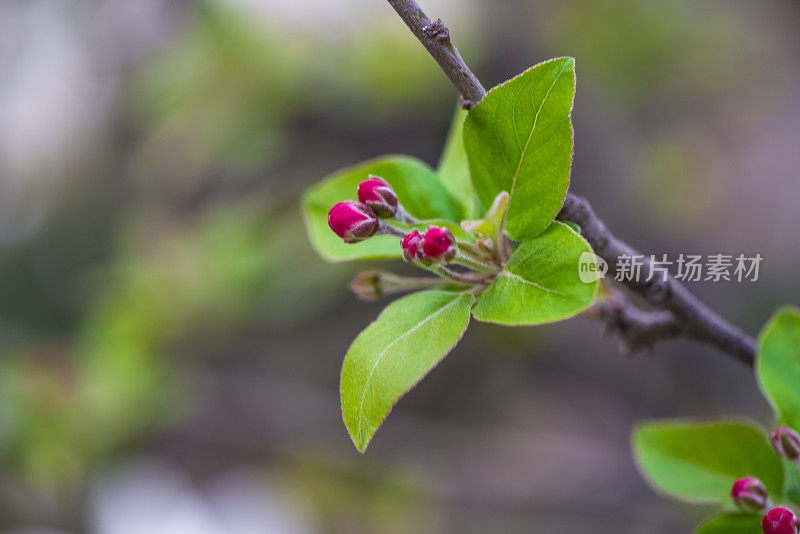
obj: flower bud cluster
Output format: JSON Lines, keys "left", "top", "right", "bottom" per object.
{"left": 327, "top": 176, "right": 402, "bottom": 244}
{"left": 763, "top": 506, "right": 800, "bottom": 534}
{"left": 401, "top": 226, "right": 457, "bottom": 266}
{"left": 772, "top": 426, "right": 800, "bottom": 462}
{"left": 726, "top": 478, "right": 800, "bottom": 534}
{"left": 328, "top": 175, "right": 502, "bottom": 294}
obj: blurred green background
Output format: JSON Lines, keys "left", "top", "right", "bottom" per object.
{"left": 0, "top": 0, "right": 799, "bottom": 532}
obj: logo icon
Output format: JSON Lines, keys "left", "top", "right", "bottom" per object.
{"left": 578, "top": 252, "right": 607, "bottom": 283}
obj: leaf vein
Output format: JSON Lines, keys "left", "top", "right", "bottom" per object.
{"left": 499, "top": 271, "right": 568, "bottom": 297}
{"left": 508, "top": 63, "right": 569, "bottom": 204}
{"left": 355, "top": 294, "right": 462, "bottom": 442}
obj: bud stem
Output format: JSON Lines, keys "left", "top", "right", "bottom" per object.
{"left": 350, "top": 270, "right": 472, "bottom": 300}
{"left": 497, "top": 233, "right": 513, "bottom": 263}
{"left": 454, "top": 251, "right": 499, "bottom": 273}
{"left": 432, "top": 265, "right": 493, "bottom": 285}
{"left": 394, "top": 206, "right": 418, "bottom": 225}
{"left": 377, "top": 219, "right": 407, "bottom": 238}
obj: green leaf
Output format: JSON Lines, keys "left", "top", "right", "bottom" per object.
{"left": 694, "top": 513, "right": 762, "bottom": 534}
{"left": 302, "top": 156, "right": 462, "bottom": 262}
{"left": 632, "top": 420, "right": 784, "bottom": 505}
{"left": 463, "top": 57, "right": 575, "bottom": 241}
{"left": 782, "top": 457, "right": 800, "bottom": 507}
{"left": 756, "top": 307, "right": 800, "bottom": 429}
{"left": 471, "top": 222, "right": 597, "bottom": 325}
{"left": 341, "top": 290, "right": 474, "bottom": 452}
{"left": 437, "top": 107, "right": 476, "bottom": 218}
{"left": 460, "top": 191, "right": 509, "bottom": 240}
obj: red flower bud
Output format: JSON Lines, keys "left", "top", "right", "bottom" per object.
{"left": 328, "top": 200, "right": 379, "bottom": 243}
{"left": 421, "top": 226, "right": 456, "bottom": 263}
{"left": 731, "top": 476, "right": 769, "bottom": 512}
{"left": 402, "top": 229, "right": 424, "bottom": 263}
{"left": 771, "top": 426, "right": 800, "bottom": 461}
{"left": 762, "top": 506, "right": 800, "bottom": 534}
{"left": 357, "top": 175, "right": 398, "bottom": 218}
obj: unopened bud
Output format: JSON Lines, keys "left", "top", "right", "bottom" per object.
{"left": 771, "top": 426, "right": 800, "bottom": 461}
{"left": 328, "top": 200, "right": 379, "bottom": 243}
{"left": 402, "top": 229, "right": 424, "bottom": 264}
{"left": 762, "top": 506, "right": 800, "bottom": 534}
{"left": 357, "top": 175, "right": 398, "bottom": 218}
{"left": 731, "top": 477, "right": 769, "bottom": 512}
{"left": 349, "top": 270, "right": 387, "bottom": 301}
{"left": 421, "top": 226, "right": 457, "bottom": 263}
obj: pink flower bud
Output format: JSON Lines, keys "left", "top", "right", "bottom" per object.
{"left": 771, "top": 426, "right": 800, "bottom": 461}
{"left": 357, "top": 175, "right": 398, "bottom": 218}
{"left": 328, "top": 200, "right": 379, "bottom": 243}
{"left": 762, "top": 506, "right": 800, "bottom": 534}
{"left": 402, "top": 229, "right": 424, "bottom": 263}
{"left": 421, "top": 226, "right": 456, "bottom": 263}
{"left": 731, "top": 477, "right": 769, "bottom": 512}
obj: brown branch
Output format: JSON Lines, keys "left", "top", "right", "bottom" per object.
{"left": 386, "top": 0, "right": 486, "bottom": 108}
{"left": 588, "top": 292, "right": 684, "bottom": 355}
{"left": 558, "top": 195, "right": 756, "bottom": 365}
{"left": 381, "top": 0, "right": 756, "bottom": 366}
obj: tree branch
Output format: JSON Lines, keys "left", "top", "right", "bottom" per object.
{"left": 386, "top": 0, "right": 485, "bottom": 108}
{"left": 381, "top": 0, "right": 756, "bottom": 366}
{"left": 558, "top": 195, "right": 756, "bottom": 365}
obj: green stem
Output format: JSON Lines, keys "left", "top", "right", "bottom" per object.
{"left": 453, "top": 251, "right": 498, "bottom": 273}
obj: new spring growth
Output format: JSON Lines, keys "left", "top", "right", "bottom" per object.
{"left": 771, "top": 426, "right": 800, "bottom": 461}
{"left": 328, "top": 179, "right": 511, "bottom": 295}
{"left": 762, "top": 506, "right": 800, "bottom": 534}
{"left": 730, "top": 476, "right": 770, "bottom": 513}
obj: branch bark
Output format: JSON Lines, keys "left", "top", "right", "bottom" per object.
{"left": 559, "top": 195, "right": 756, "bottom": 364}
{"left": 381, "top": 0, "right": 756, "bottom": 366}
{"left": 588, "top": 292, "right": 683, "bottom": 355}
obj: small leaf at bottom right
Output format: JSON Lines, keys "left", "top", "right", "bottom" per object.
{"left": 694, "top": 513, "right": 763, "bottom": 534}
{"left": 757, "top": 307, "right": 800, "bottom": 429}
{"left": 632, "top": 420, "right": 784, "bottom": 505}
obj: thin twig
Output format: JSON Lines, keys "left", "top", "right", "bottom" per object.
{"left": 380, "top": 0, "right": 756, "bottom": 366}
{"left": 386, "top": 0, "right": 486, "bottom": 108}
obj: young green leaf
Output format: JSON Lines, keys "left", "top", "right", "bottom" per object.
{"left": 632, "top": 420, "right": 784, "bottom": 505}
{"left": 460, "top": 191, "right": 509, "bottom": 241}
{"left": 756, "top": 307, "right": 800, "bottom": 430}
{"left": 437, "top": 107, "right": 476, "bottom": 218}
{"left": 782, "top": 457, "right": 800, "bottom": 508}
{"left": 463, "top": 57, "right": 575, "bottom": 241}
{"left": 471, "top": 221, "right": 597, "bottom": 325}
{"left": 302, "top": 156, "right": 462, "bottom": 262}
{"left": 341, "top": 290, "right": 474, "bottom": 452}
{"left": 694, "top": 513, "right": 763, "bottom": 534}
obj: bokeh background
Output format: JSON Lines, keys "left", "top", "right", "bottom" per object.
{"left": 1, "top": 0, "right": 799, "bottom": 532}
